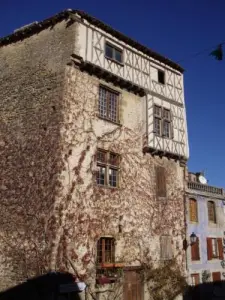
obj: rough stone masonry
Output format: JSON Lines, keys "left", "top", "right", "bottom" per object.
{"left": 0, "top": 12, "right": 187, "bottom": 299}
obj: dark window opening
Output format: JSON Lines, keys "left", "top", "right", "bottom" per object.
{"left": 158, "top": 70, "right": 165, "bottom": 84}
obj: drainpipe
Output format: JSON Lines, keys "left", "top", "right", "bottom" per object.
{"left": 145, "top": 93, "right": 148, "bottom": 148}
{"left": 183, "top": 166, "right": 189, "bottom": 281}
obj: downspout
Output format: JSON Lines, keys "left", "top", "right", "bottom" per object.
{"left": 145, "top": 93, "right": 148, "bottom": 148}
{"left": 183, "top": 165, "right": 189, "bottom": 281}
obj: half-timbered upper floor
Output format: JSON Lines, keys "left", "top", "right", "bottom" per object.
{"left": 74, "top": 10, "right": 189, "bottom": 161}
{"left": 0, "top": 9, "right": 189, "bottom": 161}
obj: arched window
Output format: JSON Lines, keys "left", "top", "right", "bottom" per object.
{"left": 97, "top": 237, "right": 115, "bottom": 264}
{"left": 208, "top": 201, "right": 216, "bottom": 223}
{"left": 189, "top": 198, "right": 198, "bottom": 222}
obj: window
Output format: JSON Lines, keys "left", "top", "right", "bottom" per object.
{"left": 99, "top": 86, "right": 119, "bottom": 123}
{"left": 207, "top": 237, "right": 223, "bottom": 260}
{"left": 212, "top": 272, "right": 221, "bottom": 282}
{"left": 191, "top": 274, "right": 200, "bottom": 286}
{"left": 191, "top": 237, "right": 200, "bottom": 261}
{"left": 212, "top": 238, "right": 218, "bottom": 257}
{"left": 97, "top": 237, "right": 115, "bottom": 264}
{"left": 96, "top": 149, "right": 120, "bottom": 187}
{"left": 160, "top": 235, "right": 173, "bottom": 260}
{"left": 154, "top": 105, "right": 162, "bottom": 135}
{"left": 158, "top": 70, "right": 165, "bottom": 84}
{"left": 105, "top": 43, "right": 123, "bottom": 63}
{"left": 163, "top": 109, "right": 171, "bottom": 138}
{"left": 208, "top": 201, "right": 216, "bottom": 223}
{"left": 153, "top": 105, "right": 172, "bottom": 138}
{"left": 189, "top": 199, "right": 198, "bottom": 222}
{"left": 156, "top": 166, "right": 166, "bottom": 198}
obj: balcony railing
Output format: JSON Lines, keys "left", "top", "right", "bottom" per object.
{"left": 187, "top": 181, "right": 224, "bottom": 195}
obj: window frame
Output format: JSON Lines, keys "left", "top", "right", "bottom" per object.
{"left": 96, "top": 149, "right": 120, "bottom": 188}
{"left": 105, "top": 42, "right": 123, "bottom": 65}
{"left": 99, "top": 85, "right": 120, "bottom": 124}
{"left": 97, "top": 237, "right": 115, "bottom": 264}
{"left": 207, "top": 237, "right": 223, "bottom": 260}
{"left": 153, "top": 105, "right": 172, "bottom": 139}
{"left": 207, "top": 201, "right": 216, "bottom": 224}
{"left": 189, "top": 198, "right": 198, "bottom": 223}
{"left": 191, "top": 273, "right": 200, "bottom": 286}
{"left": 162, "top": 108, "right": 171, "bottom": 138}
{"left": 211, "top": 238, "right": 218, "bottom": 258}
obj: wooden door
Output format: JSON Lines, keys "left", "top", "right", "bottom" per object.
{"left": 124, "top": 270, "right": 142, "bottom": 300}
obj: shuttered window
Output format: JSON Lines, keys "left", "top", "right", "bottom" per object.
{"left": 189, "top": 199, "right": 198, "bottom": 222}
{"left": 191, "top": 274, "right": 200, "bottom": 286}
{"left": 191, "top": 237, "right": 200, "bottom": 261}
{"left": 160, "top": 235, "right": 173, "bottom": 260}
{"left": 156, "top": 166, "right": 166, "bottom": 198}
{"left": 212, "top": 272, "right": 221, "bottom": 282}
{"left": 207, "top": 237, "right": 223, "bottom": 260}
{"left": 208, "top": 201, "right": 216, "bottom": 223}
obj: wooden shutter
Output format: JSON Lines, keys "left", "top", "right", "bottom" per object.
{"left": 160, "top": 235, "right": 172, "bottom": 260}
{"left": 212, "top": 272, "right": 221, "bottom": 282}
{"left": 191, "top": 237, "right": 200, "bottom": 261}
{"left": 156, "top": 166, "right": 166, "bottom": 197}
{"left": 218, "top": 238, "right": 223, "bottom": 260}
{"left": 189, "top": 199, "right": 198, "bottom": 222}
{"left": 208, "top": 201, "right": 216, "bottom": 223}
{"left": 207, "top": 238, "right": 213, "bottom": 260}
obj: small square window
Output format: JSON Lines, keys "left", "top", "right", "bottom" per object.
{"left": 105, "top": 42, "right": 123, "bottom": 64}
{"left": 158, "top": 70, "right": 165, "bottom": 84}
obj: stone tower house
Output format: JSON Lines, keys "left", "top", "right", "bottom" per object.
{"left": 0, "top": 9, "right": 189, "bottom": 299}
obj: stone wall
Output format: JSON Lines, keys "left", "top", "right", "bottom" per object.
{"left": 0, "top": 20, "right": 77, "bottom": 289}
{"left": 0, "top": 19, "right": 186, "bottom": 299}
{"left": 52, "top": 65, "right": 187, "bottom": 299}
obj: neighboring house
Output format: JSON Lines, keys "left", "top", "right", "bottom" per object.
{"left": 186, "top": 172, "right": 225, "bottom": 286}
{"left": 0, "top": 9, "right": 189, "bottom": 298}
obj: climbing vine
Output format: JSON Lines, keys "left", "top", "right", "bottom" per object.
{"left": 0, "top": 57, "right": 186, "bottom": 299}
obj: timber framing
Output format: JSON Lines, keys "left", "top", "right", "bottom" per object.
{"left": 70, "top": 54, "right": 146, "bottom": 96}
{"left": 0, "top": 9, "right": 184, "bottom": 73}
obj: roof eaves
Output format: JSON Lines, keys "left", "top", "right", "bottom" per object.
{"left": 0, "top": 9, "right": 184, "bottom": 72}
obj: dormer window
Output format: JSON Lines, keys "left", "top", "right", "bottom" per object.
{"left": 105, "top": 42, "right": 123, "bottom": 64}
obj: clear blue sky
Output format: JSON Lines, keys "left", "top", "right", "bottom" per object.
{"left": 1, "top": 0, "right": 225, "bottom": 188}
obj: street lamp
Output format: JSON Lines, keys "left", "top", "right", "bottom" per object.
{"left": 183, "top": 232, "right": 197, "bottom": 250}
{"left": 190, "top": 232, "right": 197, "bottom": 245}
